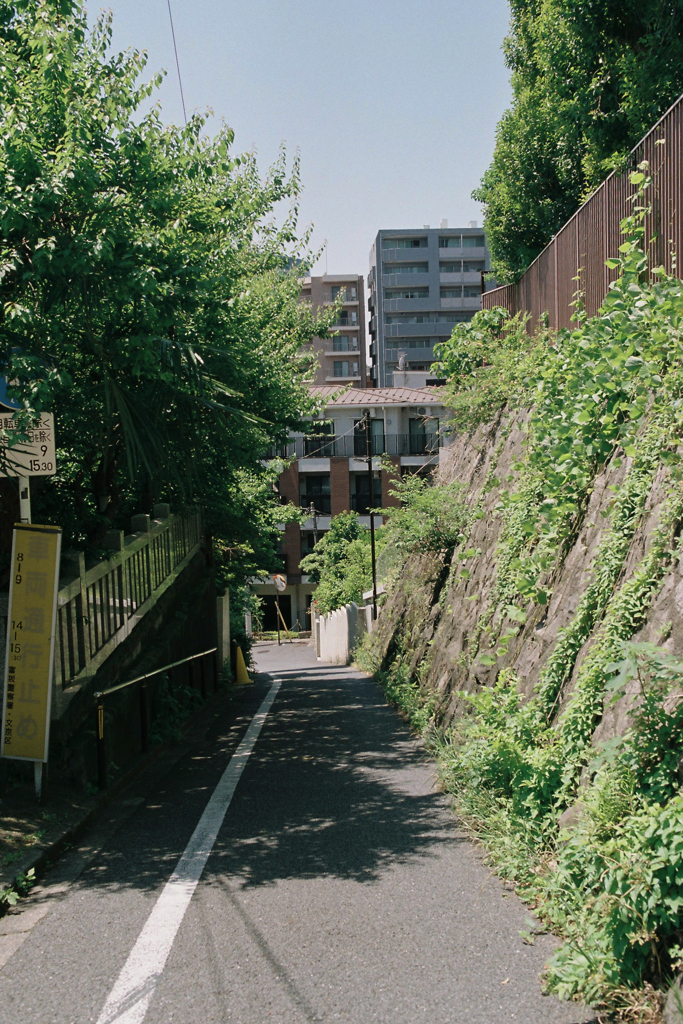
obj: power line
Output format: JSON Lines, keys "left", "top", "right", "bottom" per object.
{"left": 166, "top": 0, "right": 187, "bottom": 125}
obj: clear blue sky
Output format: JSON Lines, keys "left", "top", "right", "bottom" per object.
{"left": 95, "top": 0, "right": 512, "bottom": 276}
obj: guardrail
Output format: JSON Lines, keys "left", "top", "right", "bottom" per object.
{"left": 94, "top": 645, "right": 217, "bottom": 789}
{"left": 55, "top": 509, "right": 203, "bottom": 695}
{"left": 268, "top": 432, "right": 444, "bottom": 460}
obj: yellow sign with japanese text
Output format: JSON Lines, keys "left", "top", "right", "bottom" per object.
{"left": 1, "top": 524, "right": 62, "bottom": 762}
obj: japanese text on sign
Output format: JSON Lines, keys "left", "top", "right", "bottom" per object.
{"left": 1, "top": 524, "right": 62, "bottom": 762}
{"left": 0, "top": 413, "right": 56, "bottom": 477}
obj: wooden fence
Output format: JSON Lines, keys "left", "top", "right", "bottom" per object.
{"left": 482, "top": 92, "right": 683, "bottom": 331}
{"left": 54, "top": 510, "right": 203, "bottom": 700}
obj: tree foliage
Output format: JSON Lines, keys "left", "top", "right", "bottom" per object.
{"left": 0, "top": 0, "right": 330, "bottom": 579}
{"left": 300, "top": 512, "right": 375, "bottom": 615}
{"left": 476, "top": 0, "right": 683, "bottom": 281}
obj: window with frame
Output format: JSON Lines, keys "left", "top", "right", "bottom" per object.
{"left": 462, "top": 235, "right": 485, "bottom": 248}
{"left": 383, "top": 263, "right": 429, "bottom": 275}
{"left": 384, "top": 287, "right": 429, "bottom": 300}
{"left": 333, "top": 361, "right": 350, "bottom": 377}
{"left": 382, "top": 237, "right": 427, "bottom": 249}
{"left": 299, "top": 476, "right": 331, "bottom": 514}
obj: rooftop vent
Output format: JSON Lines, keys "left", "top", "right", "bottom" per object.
{"left": 468, "top": 220, "right": 478, "bottom": 229}
{"left": 440, "top": 219, "right": 448, "bottom": 229}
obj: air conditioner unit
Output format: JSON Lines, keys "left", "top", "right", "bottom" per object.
{"left": 417, "top": 407, "right": 427, "bottom": 415}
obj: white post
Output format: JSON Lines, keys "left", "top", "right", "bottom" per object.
{"left": 18, "top": 476, "right": 30, "bottom": 524}
{"left": 18, "top": 476, "right": 41, "bottom": 797}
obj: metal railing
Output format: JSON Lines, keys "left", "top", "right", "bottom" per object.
{"left": 269, "top": 433, "right": 444, "bottom": 460}
{"left": 94, "top": 645, "right": 217, "bottom": 789}
{"left": 55, "top": 510, "right": 203, "bottom": 692}
{"left": 482, "top": 91, "right": 683, "bottom": 331}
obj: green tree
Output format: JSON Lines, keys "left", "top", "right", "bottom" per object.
{"left": 300, "top": 512, "right": 375, "bottom": 614}
{"left": 476, "top": 0, "right": 683, "bottom": 282}
{"left": 0, "top": 0, "right": 331, "bottom": 569}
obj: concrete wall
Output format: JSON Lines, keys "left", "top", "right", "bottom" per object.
{"left": 315, "top": 602, "right": 367, "bottom": 665}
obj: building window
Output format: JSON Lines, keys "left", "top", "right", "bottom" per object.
{"left": 439, "top": 260, "right": 485, "bottom": 274}
{"left": 441, "top": 287, "right": 462, "bottom": 298}
{"left": 409, "top": 417, "right": 440, "bottom": 455}
{"left": 299, "top": 475, "right": 331, "bottom": 514}
{"left": 387, "top": 337, "right": 432, "bottom": 349}
{"left": 304, "top": 421, "right": 334, "bottom": 456}
{"left": 301, "top": 530, "right": 326, "bottom": 555}
{"left": 353, "top": 418, "right": 384, "bottom": 457}
{"left": 382, "top": 263, "right": 429, "bottom": 275}
{"left": 349, "top": 285, "right": 357, "bottom": 300}
{"left": 382, "top": 237, "right": 427, "bottom": 249}
{"left": 439, "top": 235, "right": 486, "bottom": 249}
{"left": 464, "top": 285, "right": 481, "bottom": 297}
{"left": 333, "top": 361, "right": 359, "bottom": 377}
{"left": 350, "top": 473, "right": 383, "bottom": 514}
{"left": 384, "top": 287, "right": 430, "bottom": 300}
{"left": 333, "top": 335, "right": 358, "bottom": 352}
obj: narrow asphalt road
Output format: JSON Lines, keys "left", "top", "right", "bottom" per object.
{"left": 0, "top": 641, "right": 593, "bottom": 1024}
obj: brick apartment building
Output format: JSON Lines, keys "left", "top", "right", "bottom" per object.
{"left": 252, "top": 384, "right": 452, "bottom": 632}
{"left": 300, "top": 274, "right": 368, "bottom": 387}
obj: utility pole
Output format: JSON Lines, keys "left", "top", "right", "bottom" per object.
{"left": 364, "top": 413, "right": 378, "bottom": 621}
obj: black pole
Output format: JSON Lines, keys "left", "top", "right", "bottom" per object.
{"left": 139, "top": 682, "right": 149, "bottom": 753}
{"left": 213, "top": 650, "right": 219, "bottom": 692}
{"left": 364, "top": 413, "right": 378, "bottom": 620}
{"left": 96, "top": 696, "right": 107, "bottom": 790}
{"left": 199, "top": 656, "right": 206, "bottom": 700}
{"left": 275, "top": 592, "right": 281, "bottom": 645}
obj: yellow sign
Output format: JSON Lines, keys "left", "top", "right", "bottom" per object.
{"left": 1, "top": 524, "right": 62, "bottom": 762}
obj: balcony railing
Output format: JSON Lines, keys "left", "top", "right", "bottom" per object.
{"left": 269, "top": 433, "right": 444, "bottom": 460}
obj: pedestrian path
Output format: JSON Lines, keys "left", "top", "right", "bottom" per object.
{"left": 0, "top": 641, "right": 593, "bottom": 1024}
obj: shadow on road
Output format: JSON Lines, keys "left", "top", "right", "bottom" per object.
{"left": 76, "top": 661, "right": 461, "bottom": 896}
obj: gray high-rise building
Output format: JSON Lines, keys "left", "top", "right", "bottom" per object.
{"left": 367, "top": 223, "right": 491, "bottom": 387}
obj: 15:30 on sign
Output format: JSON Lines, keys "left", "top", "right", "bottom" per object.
{"left": 0, "top": 413, "right": 56, "bottom": 477}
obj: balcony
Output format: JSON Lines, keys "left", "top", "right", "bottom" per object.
{"left": 268, "top": 433, "right": 444, "bottom": 460}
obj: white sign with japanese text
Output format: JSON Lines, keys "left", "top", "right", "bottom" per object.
{"left": 0, "top": 412, "right": 56, "bottom": 476}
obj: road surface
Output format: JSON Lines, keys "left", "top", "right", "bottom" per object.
{"left": 0, "top": 641, "right": 593, "bottom": 1024}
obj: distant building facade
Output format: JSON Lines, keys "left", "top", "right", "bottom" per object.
{"left": 301, "top": 274, "right": 368, "bottom": 387}
{"left": 367, "top": 223, "right": 491, "bottom": 387}
{"left": 253, "top": 385, "right": 452, "bottom": 632}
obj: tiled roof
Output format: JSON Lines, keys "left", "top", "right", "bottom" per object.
{"left": 309, "top": 385, "right": 444, "bottom": 407}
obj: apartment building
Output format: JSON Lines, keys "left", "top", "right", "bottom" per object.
{"left": 301, "top": 274, "right": 368, "bottom": 387}
{"left": 367, "top": 222, "right": 491, "bottom": 387}
{"left": 252, "top": 385, "right": 451, "bottom": 632}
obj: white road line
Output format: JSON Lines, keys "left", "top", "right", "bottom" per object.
{"left": 96, "top": 678, "right": 281, "bottom": 1024}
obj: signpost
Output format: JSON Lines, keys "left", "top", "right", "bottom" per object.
{"left": 1, "top": 524, "right": 62, "bottom": 800}
{"left": 0, "top": 410, "right": 56, "bottom": 525}
{"left": 0, "top": 390, "right": 59, "bottom": 798}
{"left": 273, "top": 574, "right": 286, "bottom": 646}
